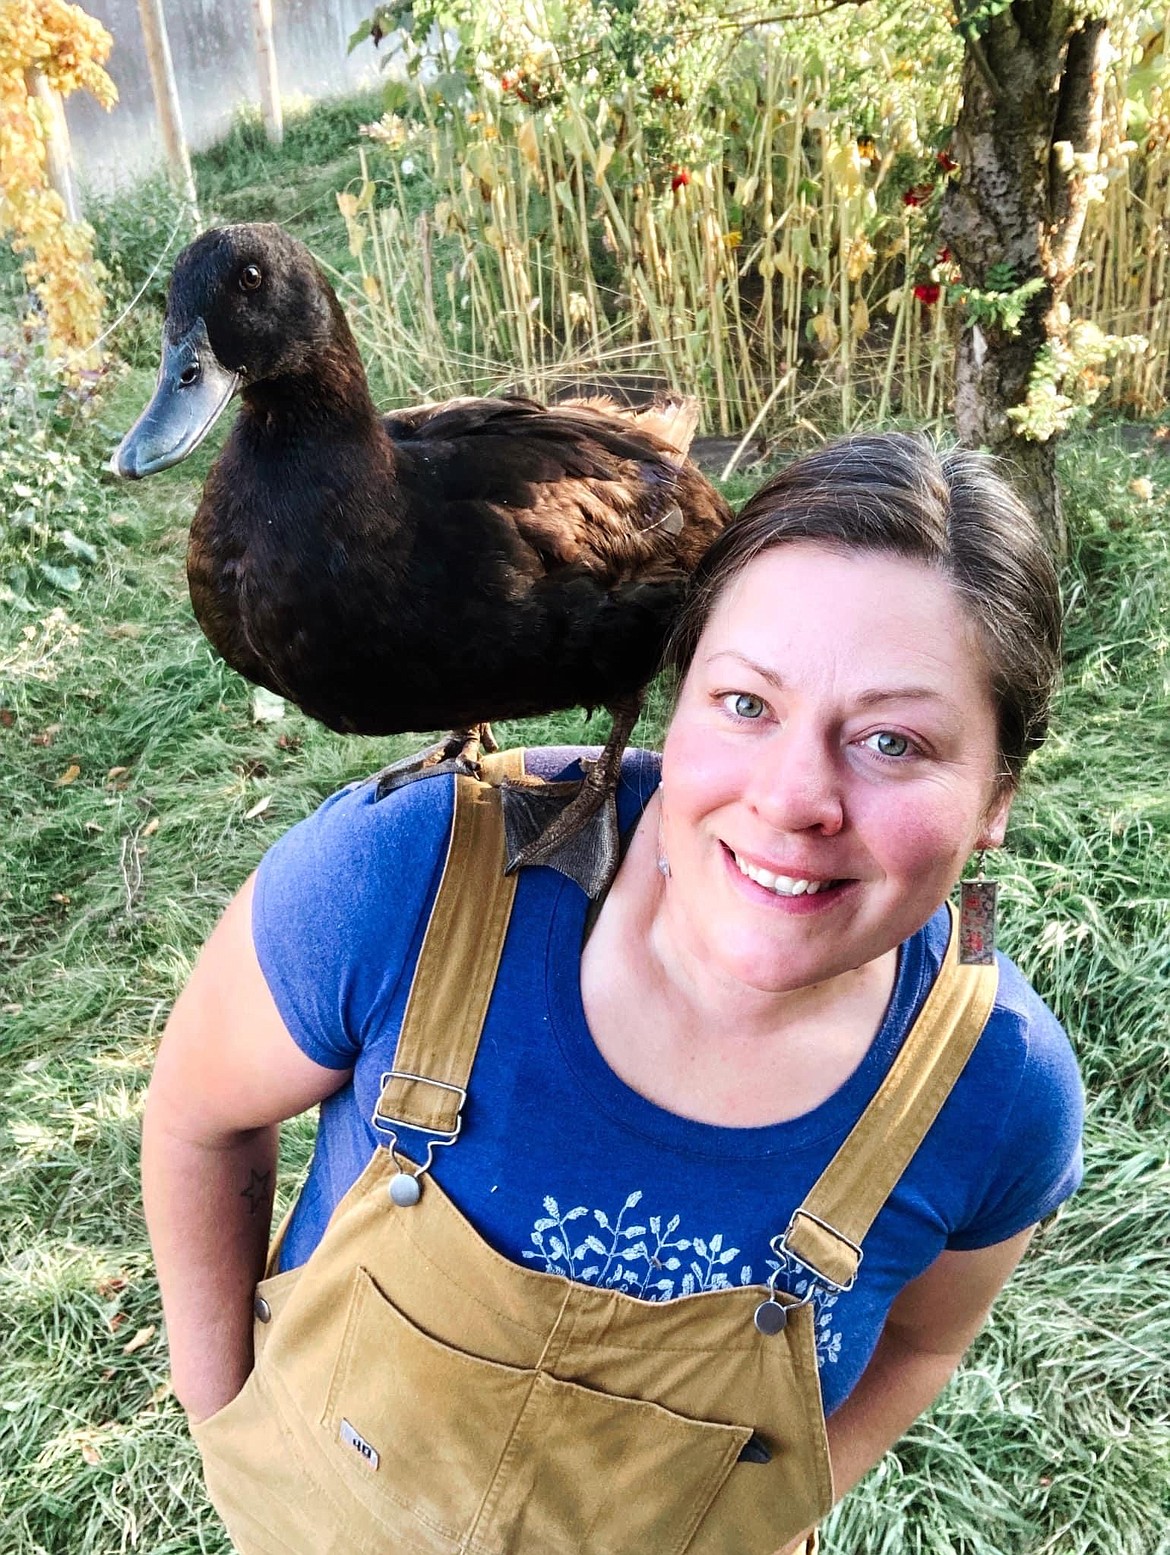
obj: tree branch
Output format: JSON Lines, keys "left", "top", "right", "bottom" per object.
{"left": 966, "top": 34, "right": 1005, "bottom": 102}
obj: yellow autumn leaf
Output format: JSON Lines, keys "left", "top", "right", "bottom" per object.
{"left": 0, "top": 3, "right": 115, "bottom": 365}
{"left": 810, "top": 311, "right": 839, "bottom": 352}
{"left": 56, "top": 763, "right": 80, "bottom": 786}
{"left": 826, "top": 141, "right": 864, "bottom": 197}
{"left": 516, "top": 116, "right": 541, "bottom": 175}
{"left": 851, "top": 296, "right": 870, "bottom": 338}
{"left": 845, "top": 233, "right": 875, "bottom": 283}
{"left": 464, "top": 142, "right": 498, "bottom": 190}
{"left": 121, "top": 1324, "right": 156, "bottom": 1355}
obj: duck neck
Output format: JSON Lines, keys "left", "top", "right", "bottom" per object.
{"left": 240, "top": 341, "right": 381, "bottom": 443}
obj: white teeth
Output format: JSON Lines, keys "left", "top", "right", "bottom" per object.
{"left": 733, "top": 854, "right": 832, "bottom": 896}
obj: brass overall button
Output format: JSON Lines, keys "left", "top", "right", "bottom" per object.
{"left": 254, "top": 1294, "right": 272, "bottom": 1323}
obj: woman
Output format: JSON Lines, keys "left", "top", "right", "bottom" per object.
{"left": 142, "top": 433, "right": 1083, "bottom": 1555}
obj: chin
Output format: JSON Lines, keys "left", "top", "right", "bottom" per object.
{"left": 709, "top": 932, "right": 844, "bottom": 995}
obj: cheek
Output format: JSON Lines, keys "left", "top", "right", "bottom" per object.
{"left": 660, "top": 714, "right": 743, "bottom": 825}
{"left": 858, "top": 788, "right": 972, "bottom": 883}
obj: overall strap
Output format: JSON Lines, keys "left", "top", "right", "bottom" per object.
{"left": 778, "top": 903, "right": 998, "bottom": 1292}
{"left": 373, "top": 749, "right": 525, "bottom": 1140}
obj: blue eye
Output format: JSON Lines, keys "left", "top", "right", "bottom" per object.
{"left": 725, "top": 692, "right": 766, "bottom": 719}
{"left": 866, "top": 731, "right": 911, "bottom": 758}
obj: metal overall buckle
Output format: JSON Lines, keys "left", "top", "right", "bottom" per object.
{"left": 753, "top": 1212, "right": 863, "bottom": 1336}
{"left": 370, "top": 1071, "right": 467, "bottom": 1206}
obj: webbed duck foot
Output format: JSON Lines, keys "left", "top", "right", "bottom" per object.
{"left": 500, "top": 765, "right": 620, "bottom": 900}
{"left": 501, "top": 692, "right": 642, "bottom": 898}
{"left": 374, "top": 723, "right": 497, "bottom": 800}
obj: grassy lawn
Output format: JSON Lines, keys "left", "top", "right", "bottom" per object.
{"left": 2, "top": 96, "right": 1169, "bottom": 1555}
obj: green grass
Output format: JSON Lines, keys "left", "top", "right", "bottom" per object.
{"left": 2, "top": 93, "right": 1169, "bottom": 1555}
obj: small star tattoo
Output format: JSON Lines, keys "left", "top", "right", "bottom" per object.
{"left": 240, "top": 1168, "right": 272, "bottom": 1215}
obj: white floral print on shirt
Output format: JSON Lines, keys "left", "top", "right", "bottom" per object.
{"left": 524, "top": 1189, "right": 843, "bottom": 1366}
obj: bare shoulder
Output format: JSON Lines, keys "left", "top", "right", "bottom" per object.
{"left": 148, "top": 873, "right": 352, "bottom": 1145}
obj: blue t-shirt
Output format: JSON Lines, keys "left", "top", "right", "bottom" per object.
{"left": 253, "top": 748, "right": 1083, "bottom": 1418}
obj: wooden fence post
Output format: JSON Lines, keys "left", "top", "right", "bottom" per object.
{"left": 24, "top": 70, "right": 81, "bottom": 223}
{"left": 252, "top": 0, "right": 283, "bottom": 146}
{"left": 135, "top": 0, "right": 200, "bottom": 219}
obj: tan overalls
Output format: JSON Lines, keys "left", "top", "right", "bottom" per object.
{"left": 193, "top": 755, "right": 997, "bottom": 1555}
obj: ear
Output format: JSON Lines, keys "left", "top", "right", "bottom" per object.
{"left": 977, "top": 785, "right": 1013, "bottom": 851}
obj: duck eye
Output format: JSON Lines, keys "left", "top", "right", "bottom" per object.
{"left": 240, "top": 264, "right": 263, "bottom": 292}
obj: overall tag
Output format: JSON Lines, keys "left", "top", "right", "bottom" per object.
{"left": 339, "top": 1417, "right": 380, "bottom": 1470}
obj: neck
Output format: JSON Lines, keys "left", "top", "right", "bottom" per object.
{"left": 646, "top": 899, "right": 896, "bottom": 1048}
{"left": 241, "top": 341, "right": 380, "bottom": 439}
{"left": 583, "top": 808, "right": 898, "bottom": 1124}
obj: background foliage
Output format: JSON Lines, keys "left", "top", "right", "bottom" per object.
{"left": 330, "top": 0, "right": 1170, "bottom": 433}
{"left": 0, "top": 0, "right": 116, "bottom": 368}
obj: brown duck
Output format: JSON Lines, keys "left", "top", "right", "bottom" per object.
{"left": 113, "top": 222, "right": 730, "bottom": 895}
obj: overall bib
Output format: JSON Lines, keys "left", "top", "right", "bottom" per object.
{"left": 193, "top": 754, "right": 997, "bottom": 1555}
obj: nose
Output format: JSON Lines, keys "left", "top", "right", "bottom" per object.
{"left": 745, "top": 726, "right": 845, "bottom": 837}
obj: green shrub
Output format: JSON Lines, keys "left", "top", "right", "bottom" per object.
{"left": 0, "top": 349, "right": 114, "bottom": 606}
{"left": 85, "top": 176, "right": 197, "bottom": 370}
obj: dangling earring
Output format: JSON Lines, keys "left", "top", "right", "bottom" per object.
{"left": 959, "top": 850, "right": 997, "bottom": 965}
{"left": 656, "top": 791, "right": 670, "bottom": 878}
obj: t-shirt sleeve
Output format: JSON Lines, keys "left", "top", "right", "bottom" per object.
{"left": 251, "top": 773, "right": 455, "bottom": 1069}
{"left": 946, "top": 1000, "right": 1084, "bottom": 1251}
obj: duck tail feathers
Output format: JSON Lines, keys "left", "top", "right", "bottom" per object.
{"left": 628, "top": 395, "right": 700, "bottom": 460}
{"left": 558, "top": 393, "right": 700, "bottom": 463}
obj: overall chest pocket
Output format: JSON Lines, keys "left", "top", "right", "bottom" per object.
{"left": 321, "top": 1266, "right": 753, "bottom": 1555}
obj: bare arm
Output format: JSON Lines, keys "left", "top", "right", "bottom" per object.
{"left": 141, "top": 873, "right": 351, "bottom": 1423}
{"left": 826, "top": 1227, "right": 1034, "bottom": 1497}
{"left": 775, "top": 1227, "right": 1036, "bottom": 1555}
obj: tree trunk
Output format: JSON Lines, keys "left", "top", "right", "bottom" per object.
{"left": 252, "top": 0, "right": 283, "bottom": 147}
{"left": 25, "top": 71, "right": 81, "bottom": 223}
{"left": 941, "top": 4, "right": 1110, "bottom": 556}
{"left": 136, "top": 0, "right": 200, "bottom": 218}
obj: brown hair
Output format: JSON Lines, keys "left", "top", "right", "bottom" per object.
{"left": 665, "top": 432, "right": 1062, "bottom": 788}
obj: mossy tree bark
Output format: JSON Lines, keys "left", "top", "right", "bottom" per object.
{"left": 941, "top": 4, "right": 1110, "bottom": 556}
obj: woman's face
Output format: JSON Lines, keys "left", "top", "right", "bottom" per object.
{"left": 658, "top": 541, "right": 1012, "bottom": 995}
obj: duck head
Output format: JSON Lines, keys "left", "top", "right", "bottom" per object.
{"left": 113, "top": 223, "right": 343, "bottom": 478}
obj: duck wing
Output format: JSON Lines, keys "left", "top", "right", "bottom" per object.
{"left": 381, "top": 395, "right": 728, "bottom": 584}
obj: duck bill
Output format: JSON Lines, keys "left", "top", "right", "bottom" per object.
{"left": 112, "top": 318, "right": 240, "bottom": 479}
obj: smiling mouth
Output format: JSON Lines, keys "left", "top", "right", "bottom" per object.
{"left": 728, "top": 847, "right": 845, "bottom": 897}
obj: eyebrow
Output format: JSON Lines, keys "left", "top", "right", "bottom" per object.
{"left": 702, "top": 650, "right": 956, "bottom": 708}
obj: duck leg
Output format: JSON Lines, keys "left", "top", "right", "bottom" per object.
{"left": 374, "top": 722, "right": 497, "bottom": 800}
{"left": 501, "top": 693, "right": 642, "bottom": 899}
